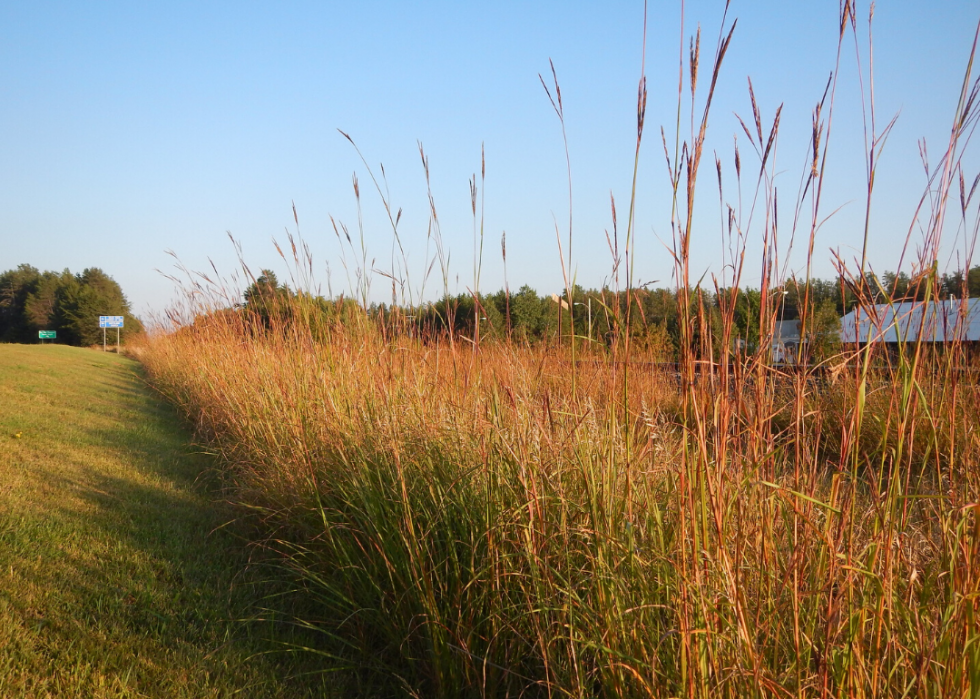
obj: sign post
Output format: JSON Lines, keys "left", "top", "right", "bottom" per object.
{"left": 38, "top": 330, "right": 56, "bottom": 344}
{"left": 99, "top": 316, "right": 124, "bottom": 352}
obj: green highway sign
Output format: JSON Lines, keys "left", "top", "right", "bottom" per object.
{"left": 38, "top": 330, "right": 56, "bottom": 339}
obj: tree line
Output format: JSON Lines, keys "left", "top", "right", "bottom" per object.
{"left": 0, "top": 264, "right": 143, "bottom": 345}
{"left": 239, "top": 265, "right": 980, "bottom": 360}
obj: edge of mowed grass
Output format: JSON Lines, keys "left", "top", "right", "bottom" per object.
{"left": 0, "top": 344, "right": 335, "bottom": 698}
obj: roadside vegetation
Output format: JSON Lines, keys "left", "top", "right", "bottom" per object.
{"left": 231, "top": 264, "right": 980, "bottom": 364}
{"left": 0, "top": 265, "right": 143, "bottom": 346}
{"left": 140, "top": 291, "right": 980, "bottom": 698}
{"left": 0, "top": 344, "right": 332, "bottom": 698}
{"left": 138, "top": 3, "right": 980, "bottom": 697}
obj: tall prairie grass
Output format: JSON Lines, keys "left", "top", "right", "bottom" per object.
{"left": 140, "top": 3, "right": 980, "bottom": 696}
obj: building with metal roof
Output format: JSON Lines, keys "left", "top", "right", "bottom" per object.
{"left": 771, "top": 319, "right": 804, "bottom": 363}
{"left": 839, "top": 299, "right": 980, "bottom": 344}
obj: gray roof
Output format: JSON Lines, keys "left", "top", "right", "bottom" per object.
{"left": 840, "top": 299, "right": 980, "bottom": 343}
{"left": 772, "top": 319, "right": 802, "bottom": 343}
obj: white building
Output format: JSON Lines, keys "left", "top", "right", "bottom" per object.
{"left": 771, "top": 319, "right": 803, "bottom": 364}
{"left": 839, "top": 299, "right": 980, "bottom": 344}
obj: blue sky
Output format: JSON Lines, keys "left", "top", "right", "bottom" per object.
{"left": 2, "top": 1, "right": 979, "bottom": 318}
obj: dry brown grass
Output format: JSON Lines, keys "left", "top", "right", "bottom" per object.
{"left": 137, "top": 2, "right": 980, "bottom": 695}
{"left": 137, "top": 305, "right": 980, "bottom": 697}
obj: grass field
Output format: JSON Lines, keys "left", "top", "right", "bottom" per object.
{"left": 0, "top": 344, "right": 332, "bottom": 698}
{"left": 9, "top": 4, "right": 978, "bottom": 696}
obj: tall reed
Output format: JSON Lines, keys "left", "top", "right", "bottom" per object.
{"left": 140, "top": 3, "right": 980, "bottom": 696}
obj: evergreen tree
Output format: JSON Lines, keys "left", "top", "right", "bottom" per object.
{"left": 54, "top": 268, "right": 141, "bottom": 346}
{"left": 242, "top": 269, "right": 292, "bottom": 326}
{"left": 0, "top": 264, "right": 141, "bottom": 346}
{"left": 0, "top": 264, "right": 42, "bottom": 342}
{"left": 24, "top": 270, "right": 64, "bottom": 331}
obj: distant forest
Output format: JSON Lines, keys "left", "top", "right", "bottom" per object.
{"left": 240, "top": 265, "right": 980, "bottom": 360}
{"left": 0, "top": 264, "right": 143, "bottom": 345}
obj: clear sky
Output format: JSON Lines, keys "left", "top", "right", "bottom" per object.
{"left": 2, "top": 1, "right": 979, "bottom": 319}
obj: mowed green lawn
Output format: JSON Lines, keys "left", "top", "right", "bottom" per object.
{"left": 0, "top": 345, "right": 330, "bottom": 698}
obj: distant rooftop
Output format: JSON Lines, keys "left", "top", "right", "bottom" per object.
{"left": 772, "top": 319, "right": 802, "bottom": 343}
{"left": 840, "top": 299, "right": 980, "bottom": 343}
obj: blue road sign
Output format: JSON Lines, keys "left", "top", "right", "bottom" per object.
{"left": 99, "top": 316, "right": 124, "bottom": 328}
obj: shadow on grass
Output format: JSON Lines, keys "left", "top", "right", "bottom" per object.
{"left": 1, "top": 357, "right": 342, "bottom": 697}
